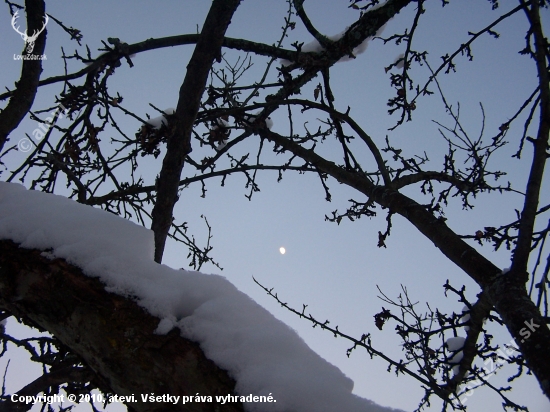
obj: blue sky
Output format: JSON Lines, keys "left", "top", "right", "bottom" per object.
{"left": 1, "top": 1, "right": 549, "bottom": 411}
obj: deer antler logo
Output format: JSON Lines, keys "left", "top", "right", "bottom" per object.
{"left": 11, "top": 10, "right": 49, "bottom": 54}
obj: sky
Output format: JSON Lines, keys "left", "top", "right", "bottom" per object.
{"left": 0, "top": 1, "right": 549, "bottom": 411}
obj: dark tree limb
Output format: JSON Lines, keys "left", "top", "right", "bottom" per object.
{"left": 512, "top": 0, "right": 550, "bottom": 277}
{"left": 486, "top": 271, "right": 550, "bottom": 400}
{"left": 482, "top": 1, "right": 550, "bottom": 399}
{"left": 150, "top": 0, "right": 242, "bottom": 263}
{"left": 0, "top": 240, "right": 244, "bottom": 412}
{"left": 0, "top": 0, "right": 47, "bottom": 152}
{"left": 292, "top": 0, "right": 332, "bottom": 49}
{"left": 441, "top": 291, "right": 493, "bottom": 396}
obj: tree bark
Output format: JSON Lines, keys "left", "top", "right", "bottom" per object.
{"left": 0, "top": 240, "right": 244, "bottom": 412}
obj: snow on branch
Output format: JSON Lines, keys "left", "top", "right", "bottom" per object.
{"left": 0, "top": 182, "right": 403, "bottom": 412}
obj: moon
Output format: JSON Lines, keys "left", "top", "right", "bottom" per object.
{"left": 279, "top": 247, "right": 286, "bottom": 255}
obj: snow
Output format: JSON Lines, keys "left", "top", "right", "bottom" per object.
{"left": 214, "top": 139, "right": 228, "bottom": 152}
{"left": 446, "top": 337, "right": 465, "bottom": 373}
{"left": 460, "top": 305, "right": 470, "bottom": 331}
{"left": 299, "top": 25, "right": 384, "bottom": 61}
{"left": 446, "top": 337, "right": 466, "bottom": 352}
{"left": 146, "top": 108, "right": 175, "bottom": 129}
{"left": 392, "top": 53, "right": 405, "bottom": 69}
{"left": 448, "top": 350, "right": 463, "bottom": 365}
{"left": 243, "top": 112, "right": 273, "bottom": 130}
{"left": 281, "top": 21, "right": 387, "bottom": 66}
{"left": 0, "top": 182, "right": 403, "bottom": 412}
{"left": 215, "top": 117, "right": 231, "bottom": 128}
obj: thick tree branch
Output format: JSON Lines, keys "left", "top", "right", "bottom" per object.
{"left": 512, "top": 0, "right": 550, "bottom": 276}
{"left": 292, "top": 0, "right": 332, "bottom": 49}
{"left": 0, "top": 0, "right": 47, "bottom": 152}
{"left": 0, "top": 240, "right": 244, "bottom": 412}
{"left": 150, "top": 0, "right": 242, "bottom": 263}
{"left": 442, "top": 291, "right": 493, "bottom": 396}
{"left": 476, "top": 4, "right": 550, "bottom": 399}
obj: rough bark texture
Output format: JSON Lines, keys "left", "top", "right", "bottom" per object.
{"left": 0, "top": 240, "right": 244, "bottom": 412}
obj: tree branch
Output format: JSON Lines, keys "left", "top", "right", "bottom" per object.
{"left": 150, "top": 0, "right": 242, "bottom": 262}
{"left": 512, "top": 0, "right": 550, "bottom": 277}
{"left": 0, "top": 240, "right": 244, "bottom": 412}
{"left": 258, "top": 127, "right": 502, "bottom": 287}
{"left": 0, "top": 0, "right": 47, "bottom": 152}
{"left": 0, "top": 36, "right": 300, "bottom": 102}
